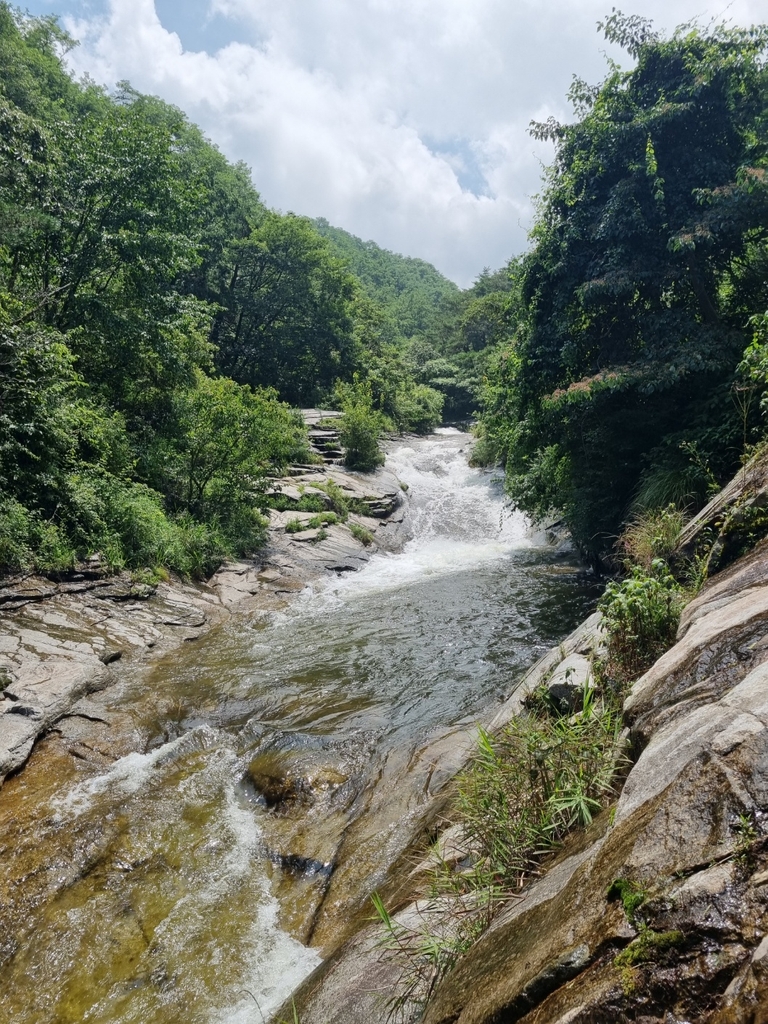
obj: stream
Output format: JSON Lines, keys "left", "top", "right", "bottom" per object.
{"left": 0, "top": 430, "right": 600, "bottom": 1024}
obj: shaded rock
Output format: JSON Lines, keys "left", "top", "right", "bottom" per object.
{"left": 99, "top": 649, "right": 123, "bottom": 665}
{"left": 537, "top": 652, "right": 593, "bottom": 714}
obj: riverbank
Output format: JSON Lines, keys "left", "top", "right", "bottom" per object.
{"left": 0, "top": 460, "right": 407, "bottom": 785}
{"left": 286, "top": 452, "right": 768, "bottom": 1024}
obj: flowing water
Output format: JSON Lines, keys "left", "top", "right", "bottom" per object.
{"left": 0, "top": 430, "right": 600, "bottom": 1024}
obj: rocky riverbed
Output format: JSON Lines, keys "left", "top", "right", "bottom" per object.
{"left": 0, "top": 430, "right": 602, "bottom": 1024}
{"left": 0, "top": 460, "right": 407, "bottom": 786}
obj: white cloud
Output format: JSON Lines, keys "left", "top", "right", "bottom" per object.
{"left": 61, "top": 0, "right": 767, "bottom": 285}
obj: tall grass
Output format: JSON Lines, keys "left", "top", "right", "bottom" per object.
{"left": 372, "top": 685, "right": 627, "bottom": 1020}
{"left": 617, "top": 505, "right": 686, "bottom": 571}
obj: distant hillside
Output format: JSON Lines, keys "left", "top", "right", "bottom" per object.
{"left": 314, "top": 218, "right": 458, "bottom": 341}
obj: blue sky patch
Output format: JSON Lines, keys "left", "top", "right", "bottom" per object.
{"left": 425, "top": 137, "right": 490, "bottom": 199}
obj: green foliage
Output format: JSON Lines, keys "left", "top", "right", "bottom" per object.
{"left": 459, "top": 691, "right": 622, "bottom": 887}
{"left": 284, "top": 512, "right": 337, "bottom": 533}
{"left": 371, "top": 890, "right": 483, "bottom": 1019}
{"left": 390, "top": 383, "right": 444, "bottom": 435}
{"left": 617, "top": 506, "right": 687, "bottom": 572}
{"left": 314, "top": 218, "right": 458, "bottom": 342}
{"left": 607, "top": 878, "right": 648, "bottom": 923}
{"left": 483, "top": 20, "right": 768, "bottom": 559}
{"left": 598, "top": 561, "right": 683, "bottom": 683}
{"left": 734, "top": 811, "right": 759, "bottom": 864}
{"left": 614, "top": 927, "right": 685, "bottom": 968}
{"left": 160, "top": 370, "right": 310, "bottom": 518}
{"left": 0, "top": 5, "right": 355, "bottom": 578}
{"left": 316, "top": 222, "right": 523, "bottom": 424}
{"left": 337, "top": 380, "right": 385, "bottom": 472}
{"left": 0, "top": 496, "right": 34, "bottom": 571}
{"left": 374, "top": 684, "right": 627, "bottom": 1016}
{"left": 213, "top": 213, "right": 357, "bottom": 406}
{"left": 263, "top": 492, "right": 326, "bottom": 514}
{"left": 348, "top": 521, "right": 374, "bottom": 546}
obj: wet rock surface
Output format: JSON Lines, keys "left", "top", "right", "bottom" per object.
{"left": 0, "top": 461, "right": 407, "bottom": 785}
{"left": 286, "top": 542, "right": 768, "bottom": 1024}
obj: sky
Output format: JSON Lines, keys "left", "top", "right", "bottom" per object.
{"left": 19, "top": 0, "right": 768, "bottom": 286}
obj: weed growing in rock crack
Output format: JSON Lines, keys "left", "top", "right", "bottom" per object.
{"left": 372, "top": 685, "right": 628, "bottom": 1019}
{"left": 131, "top": 566, "right": 168, "bottom": 586}
{"left": 734, "top": 811, "right": 759, "bottom": 865}
{"left": 459, "top": 688, "right": 624, "bottom": 879}
{"left": 348, "top": 522, "right": 374, "bottom": 546}
{"left": 273, "top": 998, "right": 301, "bottom": 1024}
{"left": 371, "top": 892, "right": 485, "bottom": 1021}
{"left": 311, "top": 479, "right": 350, "bottom": 518}
{"left": 284, "top": 513, "right": 338, "bottom": 533}
{"left": 607, "top": 878, "right": 647, "bottom": 923}
{"left": 262, "top": 492, "right": 327, "bottom": 514}
{"left": 613, "top": 926, "right": 685, "bottom": 994}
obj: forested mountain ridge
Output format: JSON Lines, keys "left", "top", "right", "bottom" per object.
{"left": 313, "top": 218, "right": 459, "bottom": 342}
{"left": 5, "top": 4, "right": 762, "bottom": 579}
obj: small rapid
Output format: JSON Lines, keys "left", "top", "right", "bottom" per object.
{"left": 0, "top": 431, "right": 599, "bottom": 1024}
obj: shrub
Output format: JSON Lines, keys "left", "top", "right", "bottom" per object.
{"left": 391, "top": 383, "right": 444, "bottom": 434}
{"left": 163, "top": 370, "right": 312, "bottom": 517}
{"left": 33, "top": 521, "right": 76, "bottom": 572}
{"left": 340, "top": 404, "right": 384, "bottom": 471}
{"left": 617, "top": 505, "right": 686, "bottom": 571}
{"left": 0, "top": 498, "right": 34, "bottom": 572}
{"left": 337, "top": 379, "right": 385, "bottom": 472}
{"left": 598, "top": 560, "right": 683, "bottom": 683}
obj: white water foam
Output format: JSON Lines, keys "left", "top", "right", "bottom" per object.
{"left": 53, "top": 724, "right": 225, "bottom": 818}
{"left": 53, "top": 726, "right": 321, "bottom": 1023}
{"left": 326, "top": 430, "right": 536, "bottom": 601}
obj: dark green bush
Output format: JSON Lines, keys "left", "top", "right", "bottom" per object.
{"left": 599, "top": 560, "right": 683, "bottom": 683}
{"left": 338, "top": 382, "right": 385, "bottom": 472}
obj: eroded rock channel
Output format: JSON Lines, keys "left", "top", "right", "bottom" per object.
{"left": 0, "top": 431, "right": 598, "bottom": 1024}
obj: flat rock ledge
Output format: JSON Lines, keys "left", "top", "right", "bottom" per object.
{"left": 0, "top": 462, "right": 407, "bottom": 786}
{"left": 284, "top": 538, "right": 768, "bottom": 1023}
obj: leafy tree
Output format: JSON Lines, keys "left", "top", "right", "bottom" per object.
{"left": 337, "top": 378, "right": 385, "bottom": 471}
{"left": 490, "top": 17, "right": 768, "bottom": 558}
{"left": 314, "top": 218, "right": 458, "bottom": 343}
{"left": 212, "top": 213, "right": 357, "bottom": 406}
{"left": 163, "top": 370, "right": 310, "bottom": 521}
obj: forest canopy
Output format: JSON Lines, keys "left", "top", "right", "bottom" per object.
{"left": 0, "top": 4, "right": 478, "bottom": 576}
